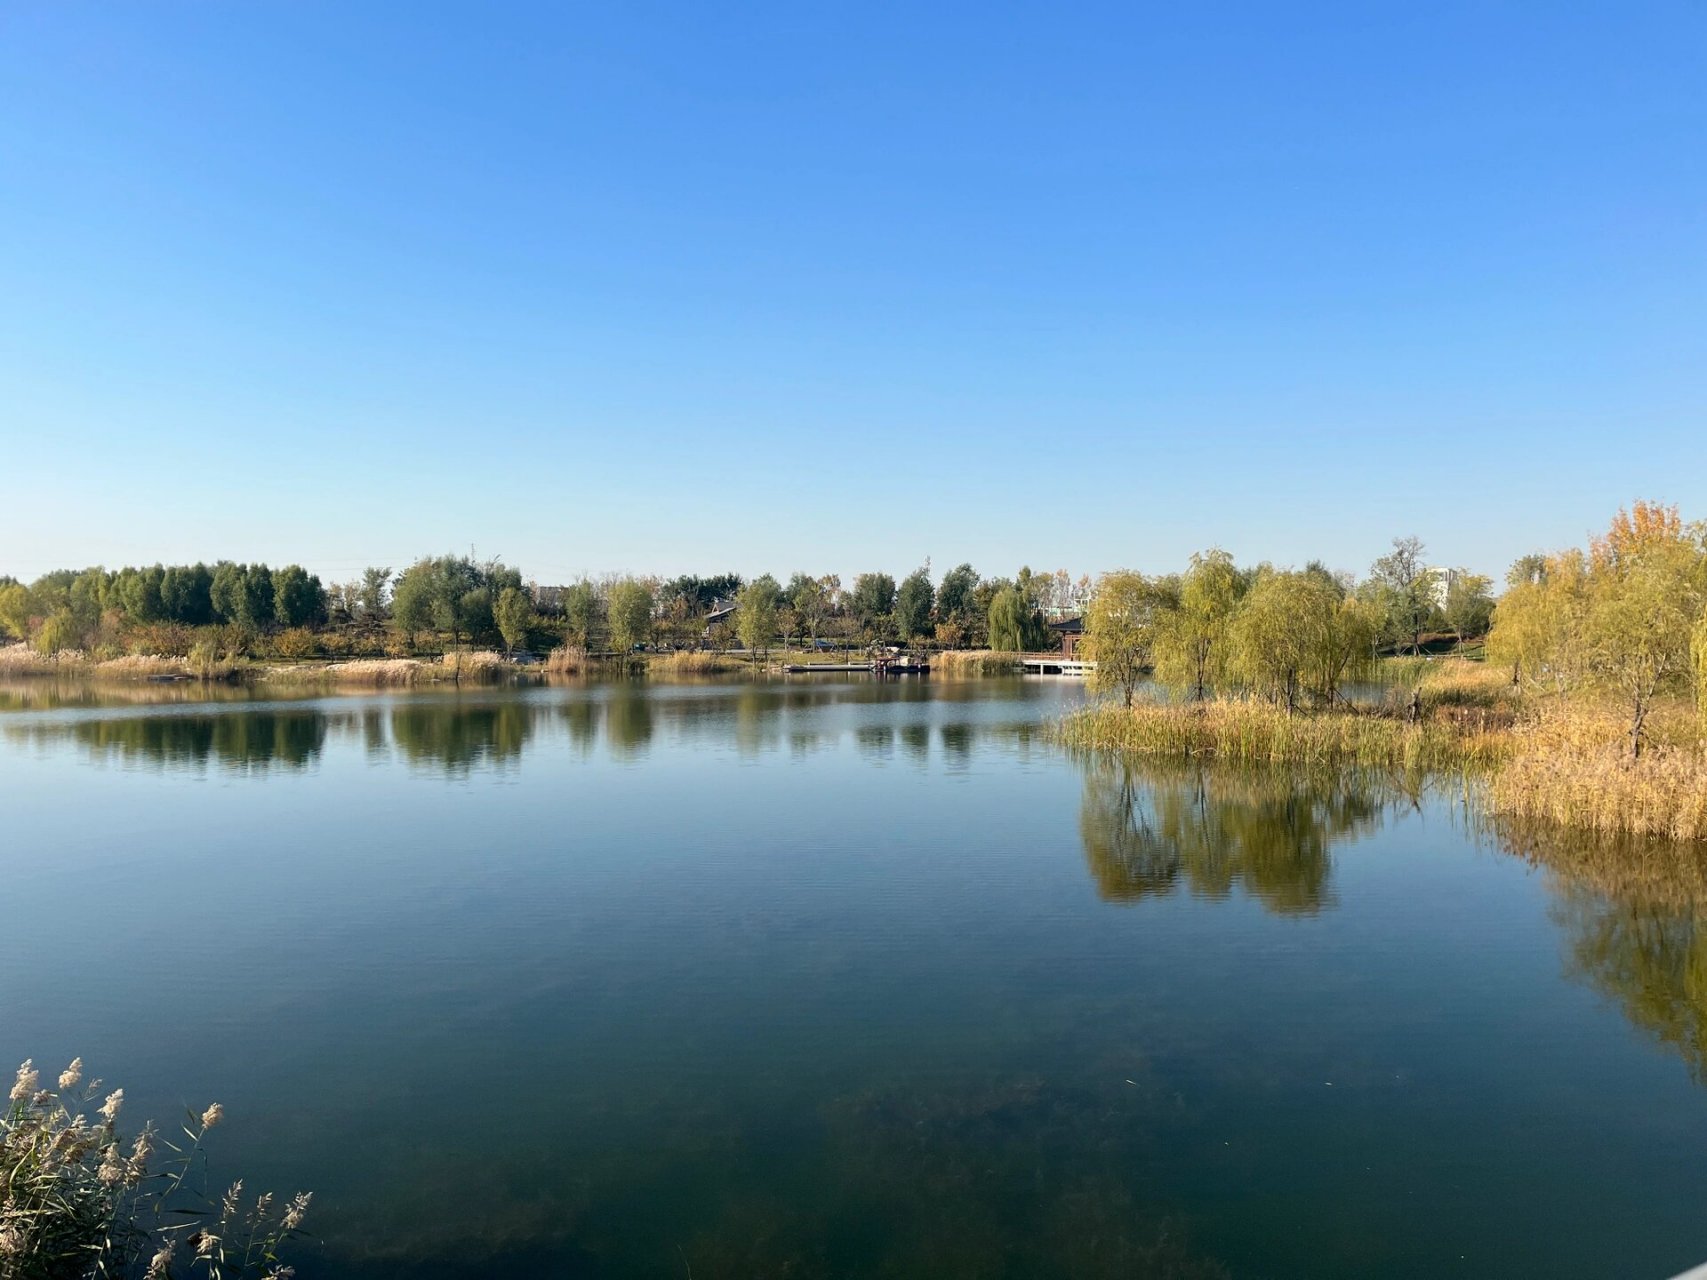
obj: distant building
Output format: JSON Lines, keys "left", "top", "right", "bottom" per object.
{"left": 703, "top": 596, "right": 738, "bottom": 635}
{"left": 1047, "top": 616, "right": 1084, "bottom": 659}
{"left": 1426, "top": 567, "right": 1459, "bottom": 609}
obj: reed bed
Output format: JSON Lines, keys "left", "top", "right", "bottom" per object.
{"left": 1056, "top": 698, "right": 1513, "bottom": 771}
{"left": 313, "top": 657, "right": 429, "bottom": 686}
{"left": 544, "top": 644, "right": 588, "bottom": 674}
{"left": 279, "top": 650, "right": 516, "bottom": 686}
{"left": 1489, "top": 707, "right": 1707, "bottom": 841}
{"left": 0, "top": 643, "right": 85, "bottom": 675}
{"left": 1, "top": 644, "right": 232, "bottom": 682}
{"left": 92, "top": 653, "right": 192, "bottom": 680}
{"left": 655, "top": 650, "right": 741, "bottom": 674}
{"left": 934, "top": 649, "right": 1022, "bottom": 676}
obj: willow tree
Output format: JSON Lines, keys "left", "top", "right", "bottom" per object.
{"left": 0, "top": 582, "right": 28, "bottom": 640}
{"left": 1487, "top": 550, "right": 1591, "bottom": 694}
{"left": 1084, "top": 571, "right": 1171, "bottom": 707}
{"left": 1688, "top": 613, "right": 1707, "bottom": 730}
{"left": 1227, "top": 570, "right": 1343, "bottom": 714}
{"left": 1580, "top": 504, "right": 1705, "bottom": 759}
{"left": 1305, "top": 594, "right": 1381, "bottom": 706}
{"left": 986, "top": 587, "right": 1028, "bottom": 653}
{"left": 1154, "top": 549, "right": 1240, "bottom": 700}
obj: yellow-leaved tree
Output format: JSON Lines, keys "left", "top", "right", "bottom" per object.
{"left": 1580, "top": 503, "right": 1707, "bottom": 759}
{"left": 1153, "top": 549, "right": 1240, "bottom": 701}
{"left": 1084, "top": 571, "right": 1174, "bottom": 707}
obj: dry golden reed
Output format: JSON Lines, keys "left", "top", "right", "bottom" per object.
{"left": 934, "top": 649, "right": 1022, "bottom": 676}
{"left": 1056, "top": 698, "right": 1513, "bottom": 770}
{"left": 1490, "top": 705, "right": 1707, "bottom": 841}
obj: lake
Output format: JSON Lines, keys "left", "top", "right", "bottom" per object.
{"left": 2, "top": 677, "right": 1704, "bottom": 1279}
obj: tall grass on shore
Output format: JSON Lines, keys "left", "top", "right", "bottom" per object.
{"left": 0, "top": 644, "right": 87, "bottom": 677}
{"left": 544, "top": 645, "right": 587, "bottom": 674}
{"left": 1489, "top": 706, "right": 1707, "bottom": 841}
{"left": 934, "top": 650, "right": 1021, "bottom": 677}
{"left": 270, "top": 649, "right": 516, "bottom": 687}
{"left": 2, "top": 1057, "right": 309, "bottom": 1278}
{"left": 0, "top": 644, "right": 244, "bottom": 684}
{"left": 1056, "top": 698, "right": 1512, "bottom": 770}
{"left": 654, "top": 650, "right": 741, "bottom": 674}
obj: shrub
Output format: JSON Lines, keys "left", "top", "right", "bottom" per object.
{"left": 271, "top": 628, "right": 319, "bottom": 661}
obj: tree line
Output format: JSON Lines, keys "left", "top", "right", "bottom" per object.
{"left": 0, "top": 557, "right": 1102, "bottom": 659}
{"left": 0, "top": 537, "right": 1522, "bottom": 678}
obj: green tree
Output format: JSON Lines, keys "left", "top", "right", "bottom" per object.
{"left": 936, "top": 563, "right": 978, "bottom": 625}
{"left": 113, "top": 565, "right": 164, "bottom": 623}
{"left": 242, "top": 565, "right": 276, "bottom": 630}
{"left": 1442, "top": 572, "right": 1495, "bottom": 644}
{"left": 1369, "top": 536, "right": 1437, "bottom": 655}
{"left": 1084, "top": 571, "right": 1171, "bottom": 706}
{"left": 0, "top": 582, "right": 29, "bottom": 640}
{"left": 390, "top": 560, "right": 436, "bottom": 644}
{"left": 787, "top": 573, "right": 832, "bottom": 646}
{"left": 1153, "top": 549, "right": 1240, "bottom": 700}
{"left": 209, "top": 562, "right": 243, "bottom": 625}
{"left": 895, "top": 566, "right": 935, "bottom": 642}
{"left": 494, "top": 586, "right": 534, "bottom": 655}
{"left": 273, "top": 565, "right": 327, "bottom": 628}
{"left": 33, "top": 607, "right": 79, "bottom": 656}
{"left": 607, "top": 578, "right": 655, "bottom": 656}
{"left": 736, "top": 574, "right": 781, "bottom": 660}
{"left": 160, "top": 564, "right": 214, "bottom": 625}
{"left": 358, "top": 566, "right": 392, "bottom": 622}
{"left": 562, "top": 580, "right": 601, "bottom": 649}
{"left": 850, "top": 573, "right": 896, "bottom": 636}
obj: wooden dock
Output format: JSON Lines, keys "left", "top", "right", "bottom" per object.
{"left": 783, "top": 660, "right": 931, "bottom": 675}
{"left": 1020, "top": 655, "right": 1094, "bottom": 677}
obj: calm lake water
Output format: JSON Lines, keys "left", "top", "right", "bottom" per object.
{"left": 3, "top": 677, "right": 1705, "bottom": 1279}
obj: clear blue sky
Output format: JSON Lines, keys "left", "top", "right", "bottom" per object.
{"left": 2, "top": 2, "right": 1702, "bottom": 588}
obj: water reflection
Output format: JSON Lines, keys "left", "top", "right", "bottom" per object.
{"left": 1497, "top": 819, "right": 1707, "bottom": 1081}
{"left": 1076, "top": 757, "right": 1391, "bottom": 914}
{"left": 5, "top": 710, "right": 331, "bottom": 771}
{"left": 391, "top": 702, "right": 536, "bottom": 773}
{"left": 0, "top": 680, "right": 1064, "bottom": 777}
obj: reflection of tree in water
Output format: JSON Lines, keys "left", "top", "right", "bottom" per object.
{"left": 560, "top": 698, "right": 599, "bottom": 757}
{"left": 1077, "top": 757, "right": 1390, "bottom": 914}
{"left": 40, "top": 711, "right": 329, "bottom": 771}
{"left": 900, "top": 722, "right": 932, "bottom": 765}
{"left": 1496, "top": 818, "right": 1707, "bottom": 1082}
{"left": 390, "top": 702, "right": 535, "bottom": 772}
{"left": 602, "top": 687, "right": 654, "bottom": 759}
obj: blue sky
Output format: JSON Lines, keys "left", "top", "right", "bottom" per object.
{"left": 1, "top": 2, "right": 1702, "bottom": 588}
